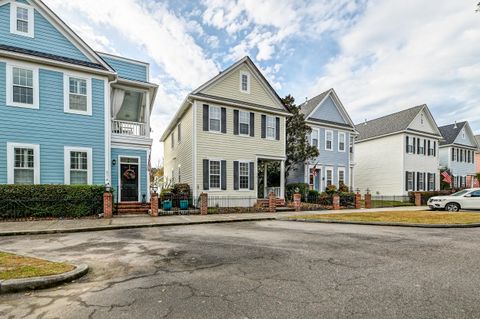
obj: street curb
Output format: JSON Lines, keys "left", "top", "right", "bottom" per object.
{"left": 279, "top": 218, "right": 480, "bottom": 228}
{"left": 0, "top": 217, "right": 277, "bottom": 237}
{"left": 0, "top": 263, "right": 88, "bottom": 294}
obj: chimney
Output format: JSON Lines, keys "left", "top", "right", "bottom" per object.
{"left": 454, "top": 121, "right": 458, "bottom": 129}
{"left": 364, "top": 119, "right": 368, "bottom": 126}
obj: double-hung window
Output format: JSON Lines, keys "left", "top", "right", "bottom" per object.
{"left": 240, "top": 71, "right": 250, "bottom": 93}
{"left": 311, "top": 129, "right": 319, "bottom": 148}
{"left": 338, "top": 168, "right": 345, "bottom": 186}
{"left": 239, "top": 162, "right": 250, "bottom": 190}
{"left": 418, "top": 173, "right": 425, "bottom": 191}
{"left": 239, "top": 111, "right": 250, "bottom": 135}
{"left": 64, "top": 75, "right": 91, "bottom": 115}
{"left": 209, "top": 106, "right": 221, "bottom": 132}
{"left": 338, "top": 132, "right": 346, "bottom": 152}
{"left": 418, "top": 139, "right": 425, "bottom": 155}
{"left": 7, "top": 143, "right": 40, "bottom": 185}
{"left": 407, "top": 136, "right": 414, "bottom": 153}
{"left": 10, "top": 3, "right": 34, "bottom": 37}
{"left": 325, "top": 130, "right": 333, "bottom": 151}
{"left": 7, "top": 64, "right": 39, "bottom": 109}
{"left": 209, "top": 160, "right": 221, "bottom": 189}
{"left": 65, "top": 147, "right": 92, "bottom": 185}
{"left": 407, "top": 172, "right": 414, "bottom": 191}
{"left": 428, "top": 174, "right": 435, "bottom": 191}
{"left": 326, "top": 168, "right": 333, "bottom": 187}
{"left": 266, "top": 116, "right": 276, "bottom": 139}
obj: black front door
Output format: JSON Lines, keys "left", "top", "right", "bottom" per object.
{"left": 121, "top": 164, "right": 139, "bottom": 202}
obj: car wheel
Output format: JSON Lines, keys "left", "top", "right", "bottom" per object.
{"left": 445, "top": 203, "right": 460, "bottom": 212}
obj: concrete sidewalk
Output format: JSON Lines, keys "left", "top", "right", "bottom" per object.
{"left": 0, "top": 206, "right": 427, "bottom": 236}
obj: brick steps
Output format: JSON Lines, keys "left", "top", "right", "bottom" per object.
{"left": 116, "top": 202, "right": 150, "bottom": 215}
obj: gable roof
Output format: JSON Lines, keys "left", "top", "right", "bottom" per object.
{"left": 161, "top": 56, "right": 289, "bottom": 141}
{"left": 438, "top": 121, "right": 480, "bottom": 149}
{"left": 355, "top": 104, "right": 441, "bottom": 142}
{"left": 192, "top": 56, "right": 287, "bottom": 112}
{"left": 1, "top": 0, "right": 113, "bottom": 72}
{"left": 438, "top": 122, "right": 467, "bottom": 145}
{"left": 299, "top": 88, "right": 356, "bottom": 129}
{"left": 476, "top": 135, "right": 480, "bottom": 149}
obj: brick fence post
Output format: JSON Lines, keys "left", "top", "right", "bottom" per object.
{"left": 364, "top": 192, "right": 372, "bottom": 209}
{"left": 200, "top": 193, "right": 208, "bottom": 215}
{"left": 268, "top": 192, "right": 277, "bottom": 213}
{"left": 293, "top": 193, "right": 302, "bottom": 212}
{"left": 355, "top": 192, "right": 362, "bottom": 209}
{"left": 103, "top": 192, "right": 113, "bottom": 219}
{"left": 414, "top": 192, "right": 422, "bottom": 206}
{"left": 332, "top": 194, "right": 340, "bottom": 210}
{"left": 150, "top": 192, "right": 159, "bottom": 217}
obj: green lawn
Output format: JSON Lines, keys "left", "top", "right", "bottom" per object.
{"left": 290, "top": 211, "right": 480, "bottom": 225}
{"left": 0, "top": 252, "right": 74, "bottom": 280}
{"left": 361, "top": 200, "right": 414, "bottom": 207}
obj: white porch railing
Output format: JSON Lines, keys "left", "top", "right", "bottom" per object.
{"left": 112, "top": 120, "right": 147, "bottom": 137}
{"left": 265, "top": 187, "right": 282, "bottom": 198}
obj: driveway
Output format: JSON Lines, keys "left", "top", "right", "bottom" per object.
{"left": 0, "top": 221, "right": 479, "bottom": 318}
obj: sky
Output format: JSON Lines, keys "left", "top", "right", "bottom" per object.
{"left": 44, "top": 0, "right": 480, "bottom": 166}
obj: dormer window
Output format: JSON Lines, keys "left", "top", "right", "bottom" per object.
{"left": 240, "top": 71, "right": 250, "bottom": 93}
{"left": 10, "top": 2, "right": 34, "bottom": 37}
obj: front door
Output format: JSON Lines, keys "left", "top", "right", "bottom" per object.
{"left": 120, "top": 161, "right": 139, "bottom": 202}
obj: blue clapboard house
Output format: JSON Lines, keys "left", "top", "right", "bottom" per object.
{"left": 0, "top": 0, "right": 158, "bottom": 203}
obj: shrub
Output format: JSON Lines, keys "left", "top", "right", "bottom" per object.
{"left": 286, "top": 183, "right": 310, "bottom": 201}
{"left": 308, "top": 190, "right": 319, "bottom": 197}
{"left": 338, "top": 192, "right": 355, "bottom": 208}
{"left": 408, "top": 190, "right": 454, "bottom": 205}
{"left": 338, "top": 182, "right": 349, "bottom": 193}
{"left": 172, "top": 183, "right": 191, "bottom": 197}
{"left": 325, "top": 185, "right": 337, "bottom": 195}
{"left": 0, "top": 185, "right": 104, "bottom": 220}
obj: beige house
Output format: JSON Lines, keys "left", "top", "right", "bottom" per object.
{"left": 161, "top": 57, "right": 291, "bottom": 202}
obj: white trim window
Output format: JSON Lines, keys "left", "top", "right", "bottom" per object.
{"left": 326, "top": 167, "right": 333, "bottom": 187}
{"left": 338, "top": 132, "right": 346, "bottom": 152}
{"left": 407, "top": 172, "right": 414, "bottom": 191}
{"left": 338, "top": 168, "right": 346, "bottom": 186}
{"left": 64, "top": 147, "right": 92, "bottom": 185}
{"left": 10, "top": 2, "right": 34, "bottom": 37}
{"left": 325, "top": 130, "right": 333, "bottom": 151}
{"left": 64, "top": 74, "right": 92, "bottom": 115}
{"left": 239, "top": 111, "right": 250, "bottom": 136}
{"left": 266, "top": 116, "right": 276, "bottom": 140}
{"left": 407, "top": 136, "right": 414, "bottom": 154}
{"left": 418, "top": 172, "right": 425, "bottom": 191}
{"left": 418, "top": 139, "right": 425, "bottom": 155}
{"left": 7, "top": 143, "right": 40, "bottom": 185}
{"left": 239, "top": 162, "right": 250, "bottom": 190}
{"left": 311, "top": 128, "right": 319, "bottom": 148}
{"left": 209, "top": 106, "right": 221, "bottom": 132}
{"left": 240, "top": 71, "right": 250, "bottom": 93}
{"left": 6, "top": 63, "right": 39, "bottom": 109}
{"left": 209, "top": 160, "right": 221, "bottom": 189}
{"left": 428, "top": 173, "right": 435, "bottom": 191}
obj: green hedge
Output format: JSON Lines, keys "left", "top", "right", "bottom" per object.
{"left": 0, "top": 185, "right": 105, "bottom": 219}
{"left": 286, "top": 183, "right": 310, "bottom": 201}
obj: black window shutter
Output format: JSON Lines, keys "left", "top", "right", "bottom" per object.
{"left": 249, "top": 162, "right": 254, "bottom": 190}
{"left": 203, "top": 159, "right": 209, "bottom": 190}
{"left": 434, "top": 141, "right": 436, "bottom": 156}
{"left": 423, "top": 140, "right": 427, "bottom": 155}
{"left": 261, "top": 115, "right": 266, "bottom": 138}
{"left": 423, "top": 173, "right": 426, "bottom": 190}
{"left": 413, "top": 138, "right": 416, "bottom": 154}
{"left": 427, "top": 140, "right": 431, "bottom": 155}
{"left": 427, "top": 173, "right": 430, "bottom": 191}
{"left": 406, "top": 136, "right": 409, "bottom": 153}
{"left": 412, "top": 172, "right": 416, "bottom": 191}
{"left": 417, "top": 138, "right": 420, "bottom": 154}
{"left": 233, "top": 161, "right": 239, "bottom": 190}
{"left": 457, "top": 148, "right": 459, "bottom": 162}
{"left": 275, "top": 117, "right": 280, "bottom": 140}
{"left": 405, "top": 172, "right": 409, "bottom": 191}
{"left": 203, "top": 104, "right": 209, "bottom": 131}
{"left": 233, "top": 110, "right": 239, "bottom": 135}
{"left": 221, "top": 160, "right": 227, "bottom": 190}
{"left": 221, "top": 107, "right": 227, "bottom": 133}
{"left": 416, "top": 172, "right": 420, "bottom": 191}
{"left": 433, "top": 173, "right": 436, "bottom": 190}
{"left": 452, "top": 148, "right": 454, "bottom": 161}
{"left": 250, "top": 112, "right": 255, "bottom": 137}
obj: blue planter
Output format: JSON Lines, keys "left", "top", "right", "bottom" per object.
{"left": 179, "top": 199, "right": 189, "bottom": 210}
{"left": 163, "top": 200, "right": 172, "bottom": 211}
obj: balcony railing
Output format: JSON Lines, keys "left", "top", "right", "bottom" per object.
{"left": 112, "top": 120, "right": 147, "bottom": 137}
{"left": 265, "top": 187, "right": 282, "bottom": 198}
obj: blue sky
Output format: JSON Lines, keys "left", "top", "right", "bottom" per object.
{"left": 45, "top": 0, "right": 480, "bottom": 165}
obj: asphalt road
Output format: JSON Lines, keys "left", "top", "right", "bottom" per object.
{"left": 1, "top": 221, "right": 480, "bottom": 319}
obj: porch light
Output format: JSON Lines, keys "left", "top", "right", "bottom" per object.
{"left": 151, "top": 185, "right": 159, "bottom": 194}
{"left": 112, "top": 159, "right": 117, "bottom": 166}
{"left": 105, "top": 183, "right": 112, "bottom": 192}
{"left": 294, "top": 187, "right": 300, "bottom": 193}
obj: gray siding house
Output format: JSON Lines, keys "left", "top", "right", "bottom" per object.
{"left": 288, "top": 89, "right": 357, "bottom": 192}
{"left": 438, "top": 121, "right": 479, "bottom": 188}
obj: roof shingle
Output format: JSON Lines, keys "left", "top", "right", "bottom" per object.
{"left": 438, "top": 122, "right": 467, "bottom": 145}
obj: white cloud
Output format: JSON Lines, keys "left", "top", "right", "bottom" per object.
{"left": 307, "top": 0, "right": 480, "bottom": 132}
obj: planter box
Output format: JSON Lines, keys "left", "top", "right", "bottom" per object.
{"left": 163, "top": 200, "right": 172, "bottom": 211}
{"left": 179, "top": 199, "right": 189, "bottom": 210}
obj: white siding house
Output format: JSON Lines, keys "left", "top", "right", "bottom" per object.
{"left": 354, "top": 105, "right": 442, "bottom": 196}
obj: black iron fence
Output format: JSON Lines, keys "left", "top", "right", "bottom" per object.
{"left": 369, "top": 195, "right": 413, "bottom": 208}
{"left": 303, "top": 193, "right": 356, "bottom": 209}
{"left": 206, "top": 197, "right": 266, "bottom": 214}
{"left": 0, "top": 198, "right": 103, "bottom": 221}
{"left": 158, "top": 195, "right": 199, "bottom": 215}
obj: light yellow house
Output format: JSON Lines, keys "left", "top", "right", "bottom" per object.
{"left": 161, "top": 57, "right": 291, "bottom": 203}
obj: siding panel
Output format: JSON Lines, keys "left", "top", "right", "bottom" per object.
{"left": 100, "top": 54, "right": 148, "bottom": 82}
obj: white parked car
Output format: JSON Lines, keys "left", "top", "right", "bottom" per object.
{"left": 428, "top": 188, "right": 480, "bottom": 212}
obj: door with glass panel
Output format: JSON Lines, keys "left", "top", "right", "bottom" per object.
{"left": 120, "top": 157, "right": 139, "bottom": 202}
